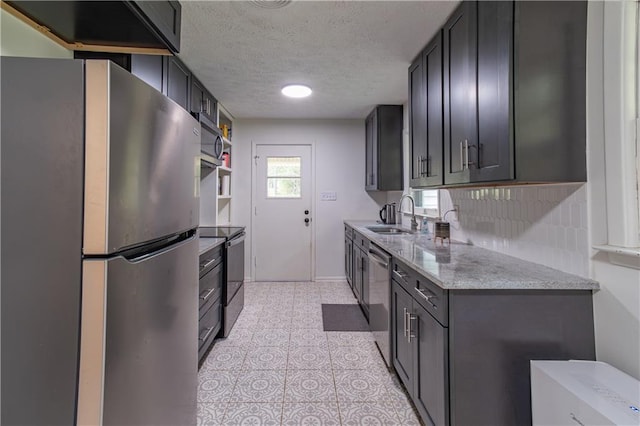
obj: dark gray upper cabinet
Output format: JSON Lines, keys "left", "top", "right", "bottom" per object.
{"left": 410, "top": 31, "right": 444, "bottom": 188}
{"left": 6, "top": 1, "right": 181, "bottom": 53}
{"left": 191, "top": 76, "right": 218, "bottom": 123}
{"left": 513, "top": 1, "right": 587, "bottom": 182}
{"left": 365, "top": 105, "right": 404, "bottom": 191}
{"left": 424, "top": 0, "right": 587, "bottom": 187}
{"left": 443, "top": 1, "right": 477, "bottom": 185}
{"left": 130, "top": 1, "right": 181, "bottom": 53}
{"left": 165, "top": 56, "right": 191, "bottom": 111}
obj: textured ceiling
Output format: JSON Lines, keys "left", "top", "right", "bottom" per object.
{"left": 179, "top": 1, "right": 459, "bottom": 119}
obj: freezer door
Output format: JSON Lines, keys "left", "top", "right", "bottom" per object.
{"left": 78, "top": 235, "right": 198, "bottom": 426}
{"left": 84, "top": 60, "right": 201, "bottom": 255}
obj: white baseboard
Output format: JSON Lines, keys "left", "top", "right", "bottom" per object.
{"left": 314, "top": 276, "right": 348, "bottom": 282}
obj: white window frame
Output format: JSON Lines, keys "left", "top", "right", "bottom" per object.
{"left": 592, "top": 0, "right": 640, "bottom": 268}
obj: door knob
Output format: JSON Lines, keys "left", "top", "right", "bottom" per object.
{"left": 304, "top": 210, "right": 309, "bottom": 215}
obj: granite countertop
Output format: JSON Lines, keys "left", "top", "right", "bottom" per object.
{"left": 198, "top": 237, "right": 225, "bottom": 255}
{"left": 345, "top": 220, "right": 599, "bottom": 291}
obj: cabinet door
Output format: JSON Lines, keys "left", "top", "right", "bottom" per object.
{"left": 131, "top": 1, "right": 181, "bottom": 53}
{"left": 203, "top": 90, "right": 217, "bottom": 123}
{"left": 472, "top": 1, "right": 513, "bottom": 182}
{"left": 409, "top": 53, "right": 427, "bottom": 187}
{"left": 353, "top": 248, "right": 362, "bottom": 301}
{"left": 365, "top": 112, "right": 376, "bottom": 190}
{"left": 130, "top": 54, "right": 164, "bottom": 93}
{"left": 443, "top": 1, "right": 477, "bottom": 185}
{"left": 345, "top": 237, "right": 353, "bottom": 287}
{"left": 361, "top": 249, "right": 369, "bottom": 318}
{"left": 423, "top": 32, "right": 444, "bottom": 186}
{"left": 413, "top": 301, "right": 449, "bottom": 426}
{"left": 392, "top": 280, "right": 414, "bottom": 392}
{"left": 165, "top": 56, "right": 190, "bottom": 110}
{"left": 191, "top": 77, "right": 205, "bottom": 115}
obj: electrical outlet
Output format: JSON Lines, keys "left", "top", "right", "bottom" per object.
{"left": 320, "top": 191, "right": 337, "bottom": 201}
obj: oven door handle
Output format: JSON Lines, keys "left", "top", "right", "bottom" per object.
{"left": 227, "top": 234, "right": 246, "bottom": 248}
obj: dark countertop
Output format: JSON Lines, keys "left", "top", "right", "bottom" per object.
{"left": 198, "top": 237, "right": 225, "bottom": 256}
{"left": 345, "top": 220, "right": 599, "bottom": 291}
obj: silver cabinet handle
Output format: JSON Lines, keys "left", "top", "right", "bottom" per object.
{"left": 464, "top": 139, "right": 469, "bottom": 169}
{"left": 403, "top": 307, "right": 408, "bottom": 337}
{"left": 414, "top": 286, "right": 436, "bottom": 308}
{"left": 199, "top": 327, "right": 215, "bottom": 342}
{"left": 200, "top": 287, "right": 217, "bottom": 301}
{"left": 407, "top": 313, "right": 416, "bottom": 343}
{"left": 460, "top": 142, "right": 464, "bottom": 170}
{"left": 393, "top": 270, "right": 409, "bottom": 282}
{"left": 200, "top": 257, "right": 219, "bottom": 270}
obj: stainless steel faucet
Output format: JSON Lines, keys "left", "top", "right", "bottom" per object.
{"left": 399, "top": 194, "right": 418, "bottom": 231}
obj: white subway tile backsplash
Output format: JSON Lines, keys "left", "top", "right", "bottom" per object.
{"left": 440, "top": 184, "right": 588, "bottom": 277}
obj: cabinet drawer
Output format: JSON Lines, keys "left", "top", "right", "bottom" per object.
{"left": 198, "top": 301, "right": 222, "bottom": 358}
{"left": 199, "top": 244, "right": 223, "bottom": 277}
{"left": 393, "top": 259, "right": 448, "bottom": 326}
{"left": 199, "top": 262, "right": 223, "bottom": 309}
{"left": 392, "top": 259, "right": 414, "bottom": 293}
{"left": 344, "top": 225, "right": 354, "bottom": 240}
{"left": 354, "top": 231, "right": 370, "bottom": 251}
{"left": 414, "top": 274, "right": 448, "bottom": 327}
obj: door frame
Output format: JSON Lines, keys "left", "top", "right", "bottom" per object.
{"left": 251, "top": 141, "right": 316, "bottom": 282}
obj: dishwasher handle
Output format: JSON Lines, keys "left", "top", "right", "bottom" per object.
{"left": 368, "top": 250, "right": 389, "bottom": 269}
{"left": 227, "top": 233, "right": 246, "bottom": 248}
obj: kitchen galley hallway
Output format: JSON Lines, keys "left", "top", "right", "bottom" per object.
{"left": 197, "top": 281, "right": 419, "bottom": 425}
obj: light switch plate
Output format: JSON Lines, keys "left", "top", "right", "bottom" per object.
{"left": 320, "top": 191, "right": 337, "bottom": 201}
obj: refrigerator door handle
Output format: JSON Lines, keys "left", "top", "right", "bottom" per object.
{"left": 123, "top": 232, "right": 197, "bottom": 263}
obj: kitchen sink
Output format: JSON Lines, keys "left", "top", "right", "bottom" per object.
{"left": 366, "top": 226, "right": 412, "bottom": 235}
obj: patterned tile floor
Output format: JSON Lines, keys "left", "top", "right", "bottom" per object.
{"left": 198, "top": 281, "right": 420, "bottom": 426}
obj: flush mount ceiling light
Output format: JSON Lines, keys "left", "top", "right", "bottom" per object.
{"left": 281, "top": 84, "right": 312, "bottom": 98}
{"left": 248, "top": 0, "right": 292, "bottom": 9}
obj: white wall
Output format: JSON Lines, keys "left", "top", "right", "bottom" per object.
{"left": 1, "top": 9, "right": 72, "bottom": 58}
{"left": 232, "top": 119, "right": 388, "bottom": 281}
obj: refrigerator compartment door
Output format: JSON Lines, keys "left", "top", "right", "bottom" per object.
{"left": 78, "top": 234, "right": 198, "bottom": 426}
{"left": 84, "top": 60, "right": 201, "bottom": 255}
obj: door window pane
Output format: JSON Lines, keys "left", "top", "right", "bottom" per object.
{"left": 267, "top": 157, "right": 301, "bottom": 177}
{"left": 267, "top": 157, "right": 301, "bottom": 198}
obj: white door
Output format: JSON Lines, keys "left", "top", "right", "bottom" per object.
{"left": 253, "top": 144, "right": 313, "bottom": 281}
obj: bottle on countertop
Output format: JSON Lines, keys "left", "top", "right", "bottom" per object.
{"left": 421, "top": 217, "right": 430, "bottom": 235}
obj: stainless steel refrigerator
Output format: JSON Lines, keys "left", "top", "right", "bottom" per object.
{"left": 1, "top": 58, "right": 200, "bottom": 425}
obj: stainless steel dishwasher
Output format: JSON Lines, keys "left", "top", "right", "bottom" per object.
{"left": 368, "top": 243, "right": 392, "bottom": 367}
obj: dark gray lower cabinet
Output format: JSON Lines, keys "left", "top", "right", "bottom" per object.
{"left": 392, "top": 278, "right": 448, "bottom": 426}
{"left": 391, "top": 258, "right": 595, "bottom": 426}
{"left": 391, "top": 280, "right": 414, "bottom": 391}
{"left": 344, "top": 225, "right": 354, "bottom": 289}
{"left": 353, "top": 232, "right": 370, "bottom": 319}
